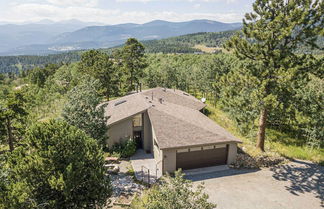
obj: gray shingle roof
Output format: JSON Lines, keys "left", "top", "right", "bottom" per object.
{"left": 104, "top": 87, "right": 241, "bottom": 148}
{"left": 105, "top": 87, "right": 205, "bottom": 126}
{"left": 104, "top": 93, "right": 150, "bottom": 126}
{"left": 142, "top": 88, "right": 206, "bottom": 110}
{"left": 148, "top": 100, "right": 241, "bottom": 149}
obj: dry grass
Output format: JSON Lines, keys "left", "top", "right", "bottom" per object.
{"left": 193, "top": 44, "right": 229, "bottom": 53}
{"left": 205, "top": 103, "right": 324, "bottom": 164}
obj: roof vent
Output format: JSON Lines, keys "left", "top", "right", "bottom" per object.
{"left": 163, "top": 88, "right": 166, "bottom": 92}
{"left": 114, "top": 100, "right": 127, "bottom": 106}
{"left": 183, "top": 93, "right": 189, "bottom": 96}
{"left": 159, "top": 98, "right": 163, "bottom": 104}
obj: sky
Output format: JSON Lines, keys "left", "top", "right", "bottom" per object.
{"left": 0, "top": 0, "right": 255, "bottom": 24}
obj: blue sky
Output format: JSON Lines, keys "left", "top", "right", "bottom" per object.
{"left": 0, "top": 0, "right": 255, "bottom": 24}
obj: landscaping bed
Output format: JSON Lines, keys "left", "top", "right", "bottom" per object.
{"left": 230, "top": 149, "right": 287, "bottom": 169}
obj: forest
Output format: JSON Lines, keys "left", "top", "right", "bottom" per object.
{"left": 1, "top": 29, "right": 323, "bottom": 75}
{"left": 0, "top": 31, "right": 235, "bottom": 75}
{"left": 1, "top": 44, "right": 323, "bottom": 162}
{"left": 0, "top": 0, "right": 323, "bottom": 208}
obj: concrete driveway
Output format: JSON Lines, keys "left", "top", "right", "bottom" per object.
{"left": 187, "top": 160, "right": 323, "bottom": 209}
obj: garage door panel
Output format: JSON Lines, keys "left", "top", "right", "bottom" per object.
{"left": 176, "top": 147, "right": 227, "bottom": 170}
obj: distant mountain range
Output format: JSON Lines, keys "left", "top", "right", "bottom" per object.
{"left": 0, "top": 19, "right": 241, "bottom": 56}
{"left": 0, "top": 19, "right": 103, "bottom": 55}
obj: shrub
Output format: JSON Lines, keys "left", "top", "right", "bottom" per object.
{"left": 131, "top": 170, "right": 216, "bottom": 209}
{"left": 0, "top": 120, "right": 111, "bottom": 209}
{"left": 110, "top": 139, "right": 137, "bottom": 158}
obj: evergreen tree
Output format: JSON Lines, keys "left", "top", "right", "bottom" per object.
{"left": 27, "top": 64, "right": 60, "bottom": 88}
{"left": 295, "top": 74, "right": 324, "bottom": 148}
{"left": 79, "top": 50, "right": 118, "bottom": 100}
{"left": 225, "top": 0, "right": 324, "bottom": 151}
{"left": 62, "top": 77, "right": 108, "bottom": 146}
{"left": 0, "top": 91, "right": 27, "bottom": 151}
{"left": 0, "top": 120, "right": 111, "bottom": 209}
{"left": 120, "top": 38, "right": 147, "bottom": 92}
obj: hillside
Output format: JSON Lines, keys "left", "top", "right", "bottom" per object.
{"left": 1, "top": 30, "right": 323, "bottom": 74}
{"left": 1, "top": 20, "right": 241, "bottom": 56}
{"left": 0, "top": 52, "right": 81, "bottom": 74}
{"left": 0, "top": 20, "right": 102, "bottom": 55}
{"left": 0, "top": 30, "right": 235, "bottom": 74}
{"left": 142, "top": 30, "right": 236, "bottom": 53}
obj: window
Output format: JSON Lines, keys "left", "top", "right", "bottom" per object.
{"left": 189, "top": 147, "right": 202, "bottom": 152}
{"left": 177, "top": 148, "right": 189, "bottom": 153}
{"left": 132, "top": 114, "right": 142, "bottom": 127}
{"left": 215, "top": 144, "right": 226, "bottom": 148}
{"left": 203, "top": 145, "right": 214, "bottom": 150}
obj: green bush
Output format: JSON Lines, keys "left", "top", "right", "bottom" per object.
{"left": 0, "top": 120, "right": 111, "bottom": 209}
{"left": 131, "top": 170, "right": 216, "bottom": 209}
{"left": 110, "top": 139, "right": 137, "bottom": 158}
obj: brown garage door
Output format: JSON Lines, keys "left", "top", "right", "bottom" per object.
{"left": 176, "top": 146, "right": 228, "bottom": 170}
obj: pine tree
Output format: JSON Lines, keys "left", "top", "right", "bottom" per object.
{"left": 62, "top": 77, "right": 108, "bottom": 147}
{"left": 79, "top": 50, "right": 118, "bottom": 100}
{"left": 120, "top": 38, "right": 147, "bottom": 92}
{"left": 0, "top": 91, "right": 27, "bottom": 151}
{"left": 225, "top": 0, "right": 323, "bottom": 151}
{"left": 1, "top": 120, "right": 111, "bottom": 208}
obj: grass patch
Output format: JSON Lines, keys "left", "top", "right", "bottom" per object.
{"left": 269, "top": 141, "right": 324, "bottom": 163}
{"left": 193, "top": 44, "right": 220, "bottom": 53}
{"left": 205, "top": 103, "right": 324, "bottom": 164}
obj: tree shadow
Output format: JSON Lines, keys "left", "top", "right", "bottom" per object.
{"left": 270, "top": 160, "right": 324, "bottom": 207}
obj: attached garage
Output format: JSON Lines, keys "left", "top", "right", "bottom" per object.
{"left": 176, "top": 145, "right": 228, "bottom": 170}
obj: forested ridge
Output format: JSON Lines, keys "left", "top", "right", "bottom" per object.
{"left": 0, "top": 52, "right": 81, "bottom": 74}
{"left": 1, "top": 30, "right": 323, "bottom": 75}
{"left": 0, "top": 31, "right": 235, "bottom": 74}
{"left": 142, "top": 30, "right": 236, "bottom": 53}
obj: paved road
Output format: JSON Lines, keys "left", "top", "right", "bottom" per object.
{"left": 187, "top": 160, "right": 323, "bottom": 209}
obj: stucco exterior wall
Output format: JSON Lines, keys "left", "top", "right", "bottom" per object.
{"left": 143, "top": 112, "right": 153, "bottom": 153}
{"left": 227, "top": 143, "right": 238, "bottom": 165}
{"left": 162, "top": 149, "right": 177, "bottom": 173}
{"left": 152, "top": 128, "right": 159, "bottom": 159}
{"left": 107, "top": 118, "right": 133, "bottom": 147}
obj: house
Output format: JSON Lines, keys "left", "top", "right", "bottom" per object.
{"left": 105, "top": 87, "right": 241, "bottom": 174}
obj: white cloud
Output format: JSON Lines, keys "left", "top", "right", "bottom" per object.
{"left": 116, "top": 0, "right": 237, "bottom": 3}
{"left": 47, "top": 0, "right": 99, "bottom": 7}
{"left": 115, "top": 0, "right": 154, "bottom": 2}
{"left": 0, "top": 2, "right": 243, "bottom": 24}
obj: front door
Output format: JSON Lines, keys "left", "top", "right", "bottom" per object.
{"left": 133, "top": 131, "right": 143, "bottom": 149}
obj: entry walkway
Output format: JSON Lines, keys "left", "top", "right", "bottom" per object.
{"left": 130, "top": 149, "right": 162, "bottom": 184}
